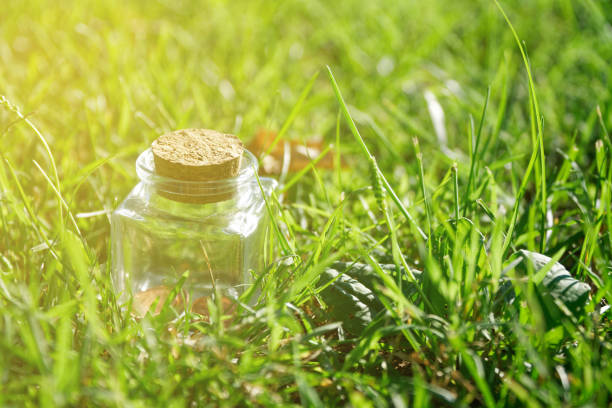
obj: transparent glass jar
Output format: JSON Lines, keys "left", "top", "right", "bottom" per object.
{"left": 111, "top": 147, "right": 277, "bottom": 302}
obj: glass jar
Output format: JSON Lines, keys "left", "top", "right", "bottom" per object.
{"left": 111, "top": 147, "right": 277, "bottom": 303}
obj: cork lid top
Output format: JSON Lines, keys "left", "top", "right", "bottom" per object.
{"left": 152, "top": 128, "right": 243, "bottom": 181}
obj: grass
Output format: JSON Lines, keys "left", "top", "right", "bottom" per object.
{"left": 1, "top": 0, "right": 611, "bottom": 406}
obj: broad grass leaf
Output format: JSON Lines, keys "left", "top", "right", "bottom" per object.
{"left": 316, "top": 262, "right": 419, "bottom": 336}
{"left": 317, "top": 268, "right": 378, "bottom": 336}
{"left": 517, "top": 250, "right": 591, "bottom": 319}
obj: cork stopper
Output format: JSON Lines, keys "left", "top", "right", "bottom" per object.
{"left": 151, "top": 128, "right": 244, "bottom": 203}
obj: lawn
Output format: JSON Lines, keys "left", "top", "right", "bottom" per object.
{"left": 1, "top": 0, "right": 611, "bottom": 406}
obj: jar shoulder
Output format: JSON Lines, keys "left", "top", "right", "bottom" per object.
{"left": 112, "top": 182, "right": 267, "bottom": 224}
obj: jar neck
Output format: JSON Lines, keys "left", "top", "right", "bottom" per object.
{"left": 136, "top": 148, "right": 259, "bottom": 204}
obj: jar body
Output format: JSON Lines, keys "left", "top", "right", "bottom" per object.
{"left": 111, "top": 149, "right": 276, "bottom": 301}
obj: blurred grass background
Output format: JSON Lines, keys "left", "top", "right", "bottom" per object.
{"left": 1, "top": 0, "right": 609, "bottom": 257}
{"left": 1, "top": 0, "right": 611, "bottom": 406}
